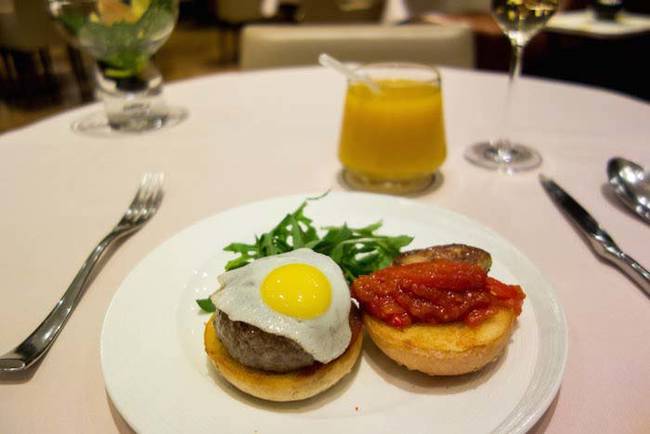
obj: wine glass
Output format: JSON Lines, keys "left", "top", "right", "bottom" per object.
{"left": 465, "top": 0, "right": 559, "bottom": 172}
{"left": 48, "top": 0, "right": 186, "bottom": 134}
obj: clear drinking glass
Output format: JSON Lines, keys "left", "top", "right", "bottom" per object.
{"left": 48, "top": 0, "right": 185, "bottom": 133}
{"left": 338, "top": 63, "right": 447, "bottom": 194}
{"left": 465, "top": 0, "right": 559, "bottom": 172}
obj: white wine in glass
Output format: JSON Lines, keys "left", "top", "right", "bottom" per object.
{"left": 465, "top": 0, "right": 559, "bottom": 172}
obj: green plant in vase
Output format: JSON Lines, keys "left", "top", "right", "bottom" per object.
{"left": 50, "top": 0, "right": 183, "bottom": 132}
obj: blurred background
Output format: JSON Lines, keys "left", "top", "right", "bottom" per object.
{"left": 1, "top": 0, "right": 648, "bottom": 133}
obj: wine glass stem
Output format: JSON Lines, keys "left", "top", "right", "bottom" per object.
{"left": 496, "top": 42, "right": 525, "bottom": 159}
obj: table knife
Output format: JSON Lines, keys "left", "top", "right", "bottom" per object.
{"left": 540, "top": 175, "right": 650, "bottom": 297}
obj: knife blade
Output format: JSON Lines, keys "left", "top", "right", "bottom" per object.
{"left": 540, "top": 174, "right": 650, "bottom": 297}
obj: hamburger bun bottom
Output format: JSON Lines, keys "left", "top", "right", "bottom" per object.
{"left": 204, "top": 310, "right": 363, "bottom": 402}
{"left": 363, "top": 308, "right": 515, "bottom": 376}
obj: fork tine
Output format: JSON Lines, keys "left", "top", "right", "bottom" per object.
{"left": 142, "top": 174, "right": 164, "bottom": 220}
{"left": 149, "top": 174, "right": 165, "bottom": 215}
{"left": 128, "top": 172, "right": 152, "bottom": 213}
{"left": 137, "top": 173, "right": 160, "bottom": 221}
{"left": 139, "top": 175, "right": 153, "bottom": 202}
{"left": 121, "top": 172, "right": 161, "bottom": 226}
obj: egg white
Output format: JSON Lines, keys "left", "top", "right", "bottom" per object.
{"left": 210, "top": 248, "right": 352, "bottom": 363}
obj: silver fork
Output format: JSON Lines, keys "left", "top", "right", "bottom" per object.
{"left": 0, "top": 173, "right": 164, "bottom": 373}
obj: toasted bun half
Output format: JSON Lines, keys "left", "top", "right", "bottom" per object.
{"left": 364, "top": 308, "right": 515, "bottom": 376}
{"left": 204, "top": 309, "right": 363, "bottom": 402}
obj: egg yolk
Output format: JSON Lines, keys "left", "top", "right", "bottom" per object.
{"left": 260, "top": 263, "right": 332, "bottom": 319}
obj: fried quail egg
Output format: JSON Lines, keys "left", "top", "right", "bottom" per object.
{"left": 210, "top": 248, "right": 352, "bottom": 363}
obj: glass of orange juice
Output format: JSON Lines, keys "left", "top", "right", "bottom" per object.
{"left": 338, "top": 63, "right": 447, "bottom": 194}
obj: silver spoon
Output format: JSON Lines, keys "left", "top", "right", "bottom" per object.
{"left": 607, "top": 157, "right": 650, "bottom": 224}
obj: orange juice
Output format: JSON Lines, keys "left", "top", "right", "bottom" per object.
{"left": 338, "top": 77, "right": 447, "bottom": 185}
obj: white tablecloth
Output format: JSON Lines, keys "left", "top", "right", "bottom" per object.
{"left": 0, "top": 67, "right": 648, "bottom": 433}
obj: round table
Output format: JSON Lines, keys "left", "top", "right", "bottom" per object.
{"left": 0, "top": 66, "right": 648, "bottom": 433}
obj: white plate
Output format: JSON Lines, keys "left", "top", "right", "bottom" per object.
{"left": 101, "top": 192, "right": 567, "bottom": 434}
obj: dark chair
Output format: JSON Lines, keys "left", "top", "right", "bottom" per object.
{"left": 0, "top": 0, "right": 92, "bottom": 107}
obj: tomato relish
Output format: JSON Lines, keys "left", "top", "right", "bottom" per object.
{"left": 351, "top": 260, "right": 525, "bottom": 328}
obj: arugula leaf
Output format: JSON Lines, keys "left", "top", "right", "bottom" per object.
{"left": 196, "top": 297, "right": 216, "bottom": 313}
{"left": 220, "top": 198, "right": 413, "bottom": 282}
{"left": 196, "top": 196, "right": 413, "bottom": 312}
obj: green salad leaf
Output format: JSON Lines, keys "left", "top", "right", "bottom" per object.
{"left": 59, "top": 0, "right": 176, "bottom": 75}
{"left": 196, "top": 197, "right": 413, "bottom": 313}
{"left": 196, "top": 297, "right": 216, "bottom": 313}
{"left": 223, "top": 198, "right": 413, "bottom": 282}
